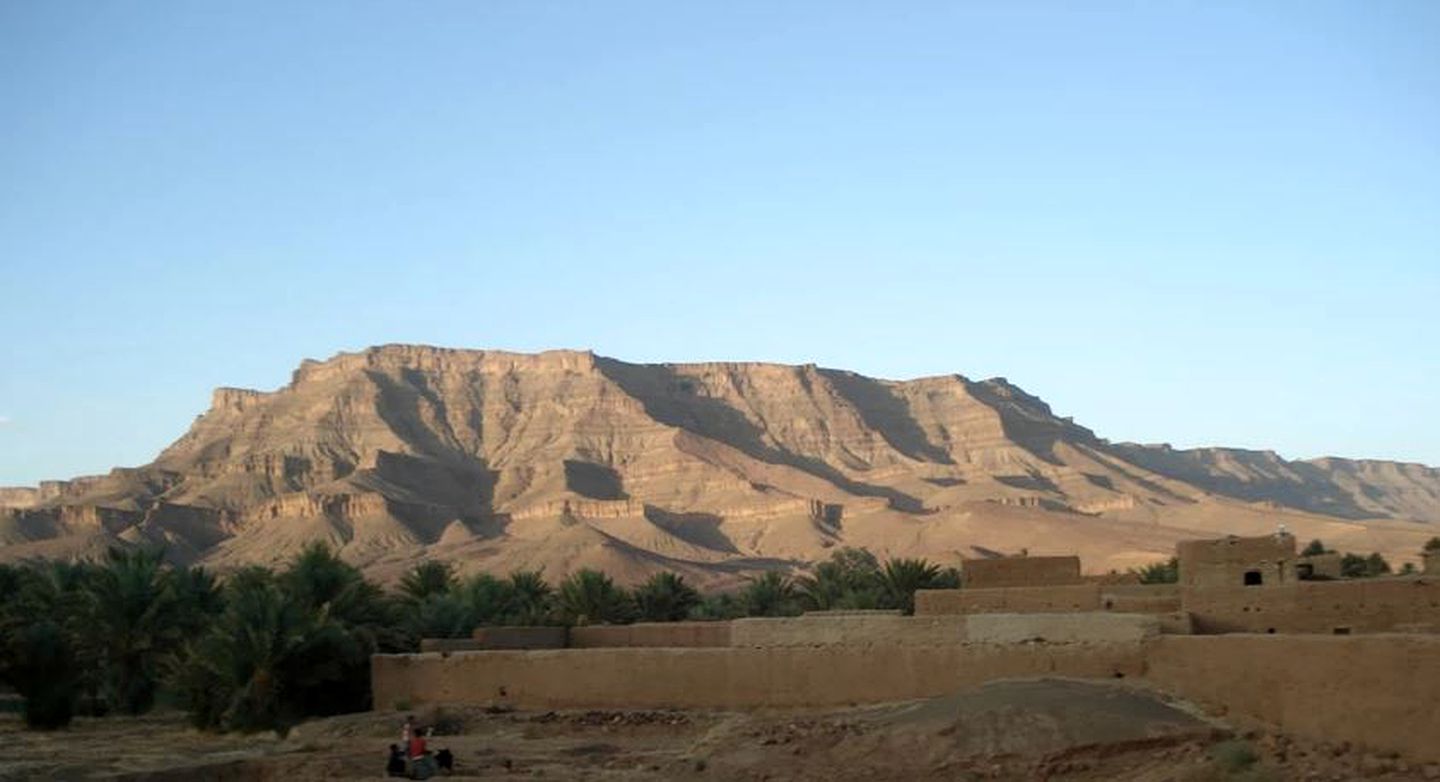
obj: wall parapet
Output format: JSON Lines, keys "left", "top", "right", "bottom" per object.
{"left": 915, "top": 584, "right": 1101, "bottom": 615}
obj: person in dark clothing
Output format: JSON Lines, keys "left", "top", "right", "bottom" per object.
{"left": 435, "top": 748, "right": 454, "bottom": 772}
{"left": 386, "top": 744, "right": 407, "bottom": 777}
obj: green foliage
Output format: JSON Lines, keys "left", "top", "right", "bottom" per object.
{"left": 406, "top": 593, "right": 476, "bottom": 639}
{"left": 1340, "top": 552, "right": 1392, "bottom": 578}
{"left": 399, "top": 561, "right": 457, "bottom": 602}
{"left": 691, "top": 591, "right": 745, "bottom": 620}
{"left": 1131, "top": 557, "right": 1179, "bottom": 584}
{"left": 0, "top": 565, "right": 86, "bottom": 729}
{"left": 77, "top": 548, "right": 213, "bottom": 715}
{"left": 1400, "top": 562, "right": 1418, "bottom": 575}
{"left": 556, "top": 569, "right": 634, "bottom": 626}
{"left": 879, "top": 558, "right": 951, "bottom": 615}
{"left": 172, "top": 568, "right": 362, "bottom": 734}
{"left": 796, "top": 547, "right": 884, "bottom": 611}
{"left": 504, "top": 570, "right": 557, "bottom": 626}
{"left": 8, "top": 620, "right": 81, "bottom": 729}
{"left": 739, "top": 571, "right": 801, "bottom": 617}
{"left": 634, "top": 572, "right": 701, "bottom": 622}
{"left": 1424, "top": 537, "right": 1440, "bottom": 552}
{"left": 1301, "top": 539, "right": 1333, "bottom": 557}
{"left": 1210, "top": 739, "right": 1260, "bottom": 773}
{"left": 1365, "top": 552, "right": 1391, "bottom": 576}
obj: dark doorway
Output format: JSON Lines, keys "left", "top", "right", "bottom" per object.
{"left": 1243, "top": 570, "right": 1263, "bottom": 586}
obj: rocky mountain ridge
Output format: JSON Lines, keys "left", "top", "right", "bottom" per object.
{"left": 3, "top": 345, "right": 1436, "bottom": 583}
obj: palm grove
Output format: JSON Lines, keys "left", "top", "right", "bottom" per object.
{"left": 0, "top": 544, "right": 958, "bottom": 733}
{"left": 4, "top": 538, "right": 1432, "bottom": 734}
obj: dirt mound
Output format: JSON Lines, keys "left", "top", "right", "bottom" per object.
{"left": 702, "top": 678, "right": 1223, "bottom": 780}
{"left": 874, "top": 678, "right": 1214, "bottom": 755}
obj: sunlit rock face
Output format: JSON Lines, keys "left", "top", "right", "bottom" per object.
{"left": 4, "top": 344, "right": 1436, "bottom": 585}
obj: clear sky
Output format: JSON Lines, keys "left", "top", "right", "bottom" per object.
{"left": 1, "top": 1, "right": 1437, "bottom": 485}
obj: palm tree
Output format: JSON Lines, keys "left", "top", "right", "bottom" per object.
{"left": 460, "top": 573, "right": 513, "bottom": 626}
{"left": 504, "top": 569, "right": 555, "bottom": 625}
{"left": 399, "top": 561, "right": 457, "bottom": 602}
{"left": 274, "top": 544, "right": 400, "bottom": 714}
{"left": 172, "top": 569, "right": 356, "bottom": 735}
{"left": 406, "top": 593, "right": 475, "bottom": 640}
{"left": 795, "top": 564, "right": 845, "bottom": 611}
{"left": 633, "top": 572, "right": 701, "bottom": 622}
{"left": 556, "top": 569, "right": 633, "bottom": 626}
{"left": 168, "top": 564, "right": 225, "bottom": 637}
{"left": 1132, "top": 557, "right": 1179, "bottom": 584}
{"left": 78, "top": 547, "right": 182, "bottom": 714}
{"left": 740, "top": 571, "right": 800, "bottom": 617}
{"left": 0, "top": 563, "right": 84, "bottom": 728}
{"left": 796, "top": 547, "right": 884, "bottom": 611}
{"left": 879, "top": 557, "right": 948, "bottom": 615}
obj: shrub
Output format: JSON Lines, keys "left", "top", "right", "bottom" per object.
{"left": 1210, "top": 739, "right": 1259, "bottom": 773}
{"left": 1340, "top": 552, "right": 1392, "bottom": 578}
{"left": 1132, "top": 557, "right": 1179, "bottom": 584}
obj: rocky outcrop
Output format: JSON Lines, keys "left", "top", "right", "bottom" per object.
{"left": 2, "top": 345, "right": 1436, "bottom": 583}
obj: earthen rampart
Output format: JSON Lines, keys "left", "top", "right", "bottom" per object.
{"left": 372, "top": 642, "right": 1147, "bottom": 712}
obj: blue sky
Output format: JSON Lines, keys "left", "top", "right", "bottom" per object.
{"left": 2, "top": 1, "right": 1437, "bottom": 485}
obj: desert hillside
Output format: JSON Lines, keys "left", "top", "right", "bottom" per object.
{"left": 3, "top": 345, "right": 1436, "bottom": 584}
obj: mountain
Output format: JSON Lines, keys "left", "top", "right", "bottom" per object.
{"left": 3, "top": 345, "right": 1436, "bottom": 584}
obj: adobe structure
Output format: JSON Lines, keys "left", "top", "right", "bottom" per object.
{"left": 1176, "top": 532, "right": 1296, "bottom": 588}
{"left": 960, "top": 554, "right": 1082, "bottom": 588}
{"left": 374, "top": 532, "right": 1440, "bottom": 764}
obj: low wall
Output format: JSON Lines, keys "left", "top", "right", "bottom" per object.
{"left": 470, "top": 626, "right": 568, "bottom": 649}
{"left": 1181, "top": 577, "right": 1440, "bottom": 634}
{"left": 372, "top": 643, "right": 1147, "bottom": 711}
{"left": 964, "top": 613, "right": 1158, "bottom": 644}
{"left": 568, "top": 622, "right": 731, "bottom": 648}
{"left": 1149, "top": 635, "right": 1440, "bottom": 762}
{"left": 915, "top": 584, "right": 1101, "bottom": 615}
{"left": 419, "top": 638, "right": 487, "bottom": 653}
{"left": 730, "top": 614, "right": 968, "bottom": 647}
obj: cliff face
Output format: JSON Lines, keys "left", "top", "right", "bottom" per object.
{"left": 3, "top": 345, "right": 1437, "bottom": 583}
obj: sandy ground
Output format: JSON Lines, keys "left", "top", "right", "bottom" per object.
{"left": 1, "top": 679, "right": 1436, "bottom": 781}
